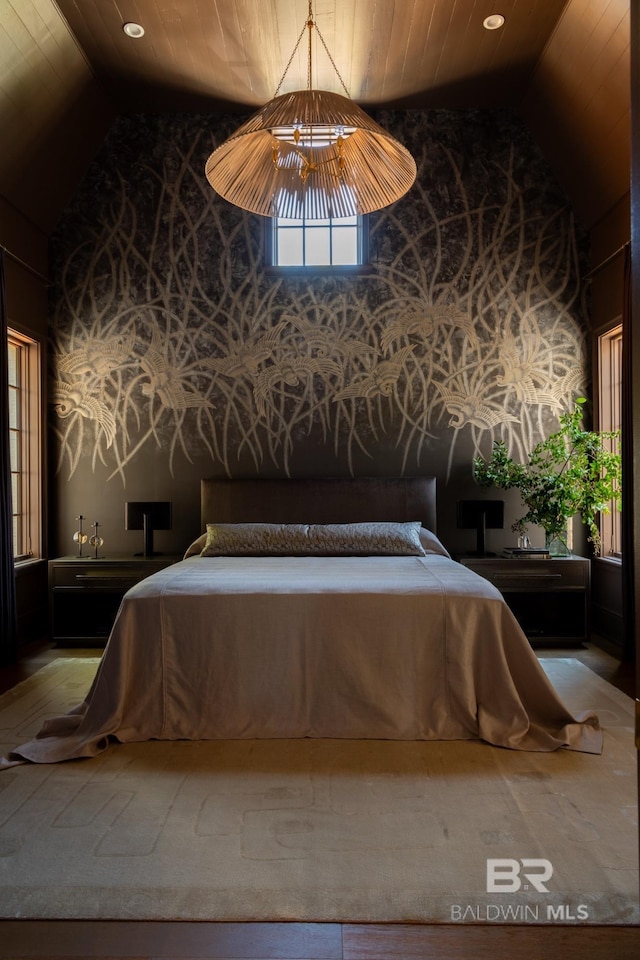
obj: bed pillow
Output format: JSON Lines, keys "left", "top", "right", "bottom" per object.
{"left": 197, "top": 520, "right": 428, "bottom": 557}
{"left": 419, "top": 527, "right": 452, "bottom": 558}
{"left": 183, "top": 533, "right": 207, "bottom": 559}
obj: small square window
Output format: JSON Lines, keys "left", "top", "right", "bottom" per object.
{"left": 270, "top": 214, "right": 366, "bottom": 268}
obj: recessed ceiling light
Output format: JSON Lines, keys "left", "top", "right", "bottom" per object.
{"left": 123, "top": 22, "right": 145, "bottom": 39}
{"left": 483, "top": 14, "right": 505, "bottom": 30}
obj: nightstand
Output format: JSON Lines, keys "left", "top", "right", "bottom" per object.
{"left": 458, "top": 555, "right": 591, "bottom": 645}
{"left": 48, "top": 554, "right": 181, "bottom": 645}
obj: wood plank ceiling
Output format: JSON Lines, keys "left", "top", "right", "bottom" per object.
{"left": 51, "top": 0, "right": 572, "bottom": 112}
{"left": 0, "top": 0, "right": 631, "bottom": 234}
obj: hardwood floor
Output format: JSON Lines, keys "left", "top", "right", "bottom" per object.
{"left": 532, "top": 635, "right": 636, "bottom": 697}
{"left": 0, "top": 920, "right": 637, "bottom": 960}
{"left": 0, "top": 638, "right": 636, "bottom": 959}
{"left": 0, "top": 642, "right": 99, "bottom": 696}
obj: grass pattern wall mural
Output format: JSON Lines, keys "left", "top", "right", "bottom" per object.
{"left": 50, "top": 110, "right": 587, "bottom": 488}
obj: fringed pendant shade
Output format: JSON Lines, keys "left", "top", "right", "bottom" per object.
{"left": 204, "top": 4, "right": 416, "bottom": 219}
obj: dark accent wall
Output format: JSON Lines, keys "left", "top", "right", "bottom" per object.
{"left": 48, "top": 109, "right": 589, "bottom": 558}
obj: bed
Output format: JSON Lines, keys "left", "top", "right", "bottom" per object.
{"left": 2, "top": 477, "right": 601, "bottom": 766}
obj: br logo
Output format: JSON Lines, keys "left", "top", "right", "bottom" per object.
{"left": 486, "top": 859, "right": 554, "bottom": 893}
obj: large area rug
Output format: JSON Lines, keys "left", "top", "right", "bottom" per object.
{"left": 0, "top": 657, "right": 637, "bottom": 924}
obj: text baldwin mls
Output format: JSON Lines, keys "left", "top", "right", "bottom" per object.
{"left": 449, "top": 858, "right": 589, "bottom": 922}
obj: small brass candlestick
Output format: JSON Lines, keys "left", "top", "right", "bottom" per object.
{"left": 89, "top": 520, "right": 105, "bottom": 559}
{"left": 72, "top": 515, "right": 88, "bottom": 557}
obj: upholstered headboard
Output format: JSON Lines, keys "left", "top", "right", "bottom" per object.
{"left": 200, "top": 477, "right": 437, "bottom": 532}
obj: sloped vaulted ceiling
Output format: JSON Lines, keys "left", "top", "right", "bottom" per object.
{"left": 522, "top": 0, "right": 630, "bottom": 231}
{"left": 0, "top": 0, "right": 631, "bottom": 236}
{"left": 0, "top": 0, "right": 114, "bottom": 235}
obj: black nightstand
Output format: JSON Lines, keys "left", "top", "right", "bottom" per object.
{"left": 48, "top": 554, "right": 181, "bottom": 645}
{"left": 458, "top": 555, "right": 591, "bottom": 645}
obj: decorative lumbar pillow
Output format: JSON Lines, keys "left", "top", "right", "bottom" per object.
{"left": 200, "top": 523, "right": 310, "bottom": 556}
{"left": 305, "top": 521, "right": 426, "bottom": 556}
{"left": 198, "top": 520, "right": 427, "bottom": 557}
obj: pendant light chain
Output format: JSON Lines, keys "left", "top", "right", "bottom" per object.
{"left": 313, "top": 25, "right": 350, "bottom": 97}
{"left": 274, "top": 19, "right": 308, "bottom": 97}
{"left": 307, "top": 2, "right": 313, "bottom": 90}
{"left": 272, "top": 0, "right": 350, "bottom": 99}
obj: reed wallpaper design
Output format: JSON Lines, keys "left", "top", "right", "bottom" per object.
{"left": 49, "top": 110, "right": 587, "bottom": 491}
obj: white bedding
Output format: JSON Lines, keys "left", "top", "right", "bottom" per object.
{"left": 2, "top": 553, "right": 602, "bottom": 765}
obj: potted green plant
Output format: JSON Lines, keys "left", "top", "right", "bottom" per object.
{"left": 472, "top": 399, "right": 621, "bottom": 556}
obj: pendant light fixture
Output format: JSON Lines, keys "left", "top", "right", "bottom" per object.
{"left": 204, "top": 1, "right": 416, "bottom": 219}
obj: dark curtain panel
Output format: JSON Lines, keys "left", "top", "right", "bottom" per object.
{"left": 0, "top": 249, "right": 18, "bottom": 664}
{"left": 621, "top": 244, "right": 635, "bottom": 663}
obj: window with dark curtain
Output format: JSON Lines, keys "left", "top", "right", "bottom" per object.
{"left": 621, "top": 245, "right": 635, "bottom": 663}
{"left": 0, "top": 250, "right": 18, "bottom": 664}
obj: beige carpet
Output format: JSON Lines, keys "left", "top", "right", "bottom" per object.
{"left": 0, "top": 657, "right": 637, "bottom": 924}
